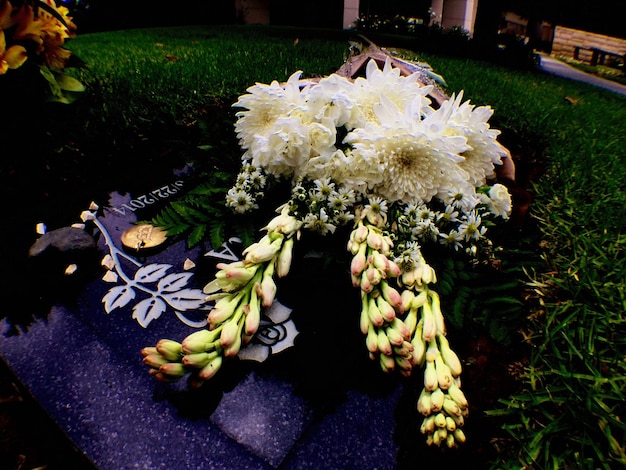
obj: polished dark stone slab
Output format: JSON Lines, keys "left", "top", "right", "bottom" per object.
{"left": 0, "top": 190, "right": 404, "bottom": 469}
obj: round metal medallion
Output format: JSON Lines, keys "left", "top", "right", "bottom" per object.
{"left": 121, "top": 224, "right": 168, "bottom": 251}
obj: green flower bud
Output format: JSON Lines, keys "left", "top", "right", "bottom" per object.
{"left": 220, "top": 317, "right": 242, "bottom": 348}
{"left": 379, "top": 352, "right": 395, "bottom": 372}
{"left": 198, "top": 355, "right": 223, "bottom": 381}
{"left": 447, "top": 383, "right": 469, "bottom": 409}
{"left": 182, "top": 351, "right": 218, "bottom": 368}
{"left": 156, "top": 339, "right": 183, "bottom": 361}
{"left": 453, "top": 428, "right": 466, "bottom": 444}
{"left": 159, "top": 362, "right": 187, "bottom": 378}
{"left": 429, "top": 290, "right": 446, "bottom": 336}
{"left": 438, "top": 334, "right": 463, "bottom": 377}
{"left": 143, "top": 354, "right": 169, "bottom": 369}
{"left": 424, "top": 360, "right": 438, "bottom": 391}
{"left": 366, "top": 325, "right": 379, "bottom": 354}
{"left": 443, "top": 396, "right": 462, "bottom": 417}
{"left": 445, "top": 416, "right": 457, "bottom": 432}
{"left": 421, "top": 300, "right": 436, "bottom": 342}
{"left": 417, "top": 389, "right": 432, "bottom": 416}
{"left": 410, "top": 320, "right": 425, "bottom": 366}
{"left": 367, "top": 297, "right": 385, "bottom": 327}
{"left": 181, "top": 328, "right": 220, "bottom": 354}
{"left": 430, "top": 388, "right": 445, "bottom": 412}
{"left": 420, "top": 415, "right": 436, "bottom": 434}
{"left": 401, "top": 290, "right": 415, "bottom": 312}
{"left": 435, "top": 356, "right": 453, "bottom": 390}
{"left": 141, "top": 347, "right": 159, "bottom": 357}
{"left": 376, "top": 294, "right": 396, "bottom": 323}
{"left": 377, "top": 329, "right": 392, "bottom": 356}
{"left": 434, "top": 412, "right": 447, "bottom": 429}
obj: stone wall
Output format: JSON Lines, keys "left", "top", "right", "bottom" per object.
{"left": 552, "top": 26, "right": 626, "bottom": 64}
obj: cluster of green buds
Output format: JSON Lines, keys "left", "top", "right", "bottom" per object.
{"left": 142, "top": 206, "right": 302, "bottom": 387}
{"left": 348, "top": 209, "right": 417, "bottom": 376}
{"left": 387, "top": 239, "right": 469, "bottom": 447}
{"left": 410, "top": 289, "right": 469, "bottom": 447}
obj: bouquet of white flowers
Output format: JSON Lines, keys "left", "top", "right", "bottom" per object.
{"left": 142, "top": 51, "right": 513, "bottom": 448}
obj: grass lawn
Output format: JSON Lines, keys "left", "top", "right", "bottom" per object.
{"left": 1, "top": 24, "right": 625, "bottom": 469}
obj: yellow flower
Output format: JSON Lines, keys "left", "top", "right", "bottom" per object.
{"left": 11, "top": 4, "right": 43, "bottom": 45}
{"left": 0, "top": 0, "right": 17, "bottom": 29}
{"left": 0, "top": 29, "right": 27, "bottom": 74}
{"left": 42, "top": 42, "right": 71, "bottom": 70}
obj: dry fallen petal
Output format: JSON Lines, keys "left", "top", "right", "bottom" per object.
{"left": 183, "top": 258, "right": 196, "bottom": 271}
{"left": 102, "top": 271, "right": 119, "bottom": 283}
{"left": 80, "top": 210, "right": 96, "bottom": 222}
{"left": 101, "top": 254, "right": 115, "bottom": 270}
{"left": 64, "top": 264, "right": 78, "bottom": 275}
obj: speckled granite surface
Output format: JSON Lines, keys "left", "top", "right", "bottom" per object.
{"left": 0, "top": 191, "right": 406, "bottom": 470}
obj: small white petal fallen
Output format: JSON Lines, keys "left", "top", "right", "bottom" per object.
{"left": 89, "top": 201, "right": 100, "bottom": 211}
{"left": 71, "top": 223, "right": 86, "bottom": 230}
{"left": 183, "top": 258, "right": 196, "bottom": 271}
{"left": 35, "top": 223, "right": 47, "bottom": 235}
{"left": 64, "top": 264, "right": 78, "bottom": 275}
{"left": 102, "top": 271, "right": 118, "bottom": 283}
{"left": 101, "top": 254, "right": 115, "bottom": 270}
{"left": 80, "top": 210, "right": 96, "bottom": 222}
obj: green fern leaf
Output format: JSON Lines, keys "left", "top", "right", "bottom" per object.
{"left": 209, "top": 221, "right": 226, "bottom": 250}
{"left": 187, "top": 224, "right": 207, "bottom": 248}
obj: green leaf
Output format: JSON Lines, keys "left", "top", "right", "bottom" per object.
{"left": 187, "top": 224, "right": 207, "bottom": 248}
{"left": 55, "top": 73, "right": 86, "bottom": 92}
{"left": 209, "top": 221, "right": 225, "bottom": 249}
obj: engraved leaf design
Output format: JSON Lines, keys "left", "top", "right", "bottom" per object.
{"left": 157, "top": 272, "right": 193, "bottom": 293}
{"left": 134, "top": 264, "right": 172, "bottom": 283}
{"left": 103, "top": 286, "right": 136, "bottom": 313}
{"left": 132, "top": 297, "right": 167, "bottom": 328}
{"left": 162, "top": 288, "right": 207, "bottom": 311}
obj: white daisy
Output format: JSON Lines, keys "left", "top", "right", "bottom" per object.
{"left": 439, "top": 229, "right": 464, "bottom": 251}
{"left": 303, "top": 208, "right": 336, "bottom": 235}
{"left": 458, "top": 211, "right": 487, "bottom": 241}
{"left": 226, "top": 188, "right": 257, "bottom": 214}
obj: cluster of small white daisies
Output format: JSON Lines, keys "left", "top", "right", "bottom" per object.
{"left": 290, "top": 177, "right": 357, "bottom": 236}
{"left": 225, "top": 161, "right": 268, "bottom": 214}
{"left": 395, "top": 184, "right": 512, "bottom": 254}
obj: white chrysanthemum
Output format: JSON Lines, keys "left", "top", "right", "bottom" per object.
{"left": 305, "top": 74, "right": 357, "bottom": 128}
{"left": 245, "top": 116, "right": 312, "bottom": 178}
{"left": 345, "top": 97, "right": 472, "bottom": 203}
{"left": 348, "top": 58, "right": 434, "bottom": 128}
{"left": 437, "top": 92, "right": 504, "bottom": 186}
{"left": 233, "top": 71, "right": 306, "bottom": 152}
